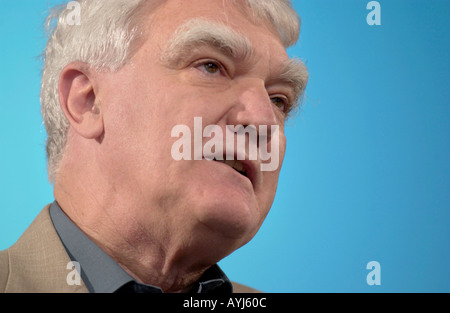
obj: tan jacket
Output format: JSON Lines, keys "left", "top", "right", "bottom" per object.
{"left": 0, "top": 205, "right": 257, "bottom": 293}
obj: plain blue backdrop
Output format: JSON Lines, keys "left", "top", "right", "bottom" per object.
{"left": 0, "top": 0, "right": 449, "bottom": 292}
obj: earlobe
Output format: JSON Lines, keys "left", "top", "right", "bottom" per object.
{"left": 58, "top": 63, "right": 104, "bottom": 139}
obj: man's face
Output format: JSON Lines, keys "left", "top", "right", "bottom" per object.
{"left": 96, "top": 0, "right": 295, "bottom": 251}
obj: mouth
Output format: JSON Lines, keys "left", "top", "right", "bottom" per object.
{"left": 213, "top": 159, "right": 248, "bottom": 177}
{"left": 208, "top": 157, "right": 256, "bottom": 189}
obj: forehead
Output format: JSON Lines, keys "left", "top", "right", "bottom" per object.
{"left": 145, "top": 0, "right": 288, "bottom": 60}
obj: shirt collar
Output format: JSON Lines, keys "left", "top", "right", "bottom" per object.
{"left": 50, "top": 201, "right": 140, "bottom": 292}
{"left": 49, "top": 201, "right": 232, "bottom": 293}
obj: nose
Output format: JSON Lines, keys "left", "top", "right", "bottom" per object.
{"left": 223, "top": 79, "right": 285, "bottom": 171}
{"left": 226, "top": 79, "right": 278, "bottom": 130}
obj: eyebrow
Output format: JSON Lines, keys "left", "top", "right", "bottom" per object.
{"left": 278, "top": 58, "right": 309, "bottom": 111}
{"left": 161, "top": 18, "right": 254, "bottom": 67}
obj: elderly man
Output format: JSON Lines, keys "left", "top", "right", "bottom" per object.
{"left": 0, "top": 0, "right": 307, "bottom": 293}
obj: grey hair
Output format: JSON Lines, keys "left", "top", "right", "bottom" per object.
{"left": 41, "top": 0, "right": 303, "bottom": 183}
{"left": 239, "top": 0, "right": 301, "bottom": 47}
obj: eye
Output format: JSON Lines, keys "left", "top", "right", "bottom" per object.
{"left": 271, "top": 96, "right": 288, "bottom": 112}
{"left": 195, "top": 60, "right": 224, "bottom": 76}
{"left": 203, "top": 62, "right": 220, "bottom": 74}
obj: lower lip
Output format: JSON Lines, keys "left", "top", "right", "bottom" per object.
{"left": 211, "top": 160, "right": 253, "bottom": 185}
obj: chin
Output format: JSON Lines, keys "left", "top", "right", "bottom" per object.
{"left": 194, "top": 189, "right": 262, "bottom": 242}
{"left": 179, "top": 161, "right": 272, "bottom": 247}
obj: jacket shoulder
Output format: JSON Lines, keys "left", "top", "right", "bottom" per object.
{"left": 3, "top": 205, "right": 88, "bottom": 293}
{"left": 0, "top": 249, "right": 9, "bottom": 292}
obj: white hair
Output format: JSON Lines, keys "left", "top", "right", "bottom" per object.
{"left": 41, "top": 0, "right": 303, "bottom": 183}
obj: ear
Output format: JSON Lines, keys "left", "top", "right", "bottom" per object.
{"left": 58, "top": 63, "right": 104, "bottom": 140}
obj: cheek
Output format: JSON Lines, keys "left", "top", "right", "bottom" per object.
{"left": 257, "top": 132, "right": 286, "bottom": 208}
{"left": 100, "top": 98, "right": 173, "bottom": 191}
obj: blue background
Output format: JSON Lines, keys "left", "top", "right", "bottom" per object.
{"left": 0, "top": 0, "right": 448, "bottom": 292}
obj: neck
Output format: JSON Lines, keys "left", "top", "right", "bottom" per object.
{"left": 53, "top": 173, "right": 225, "bottom": 292}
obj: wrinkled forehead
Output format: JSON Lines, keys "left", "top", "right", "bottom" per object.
{"left": 143, "top": 0, "right": 286, "bottom": 47}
